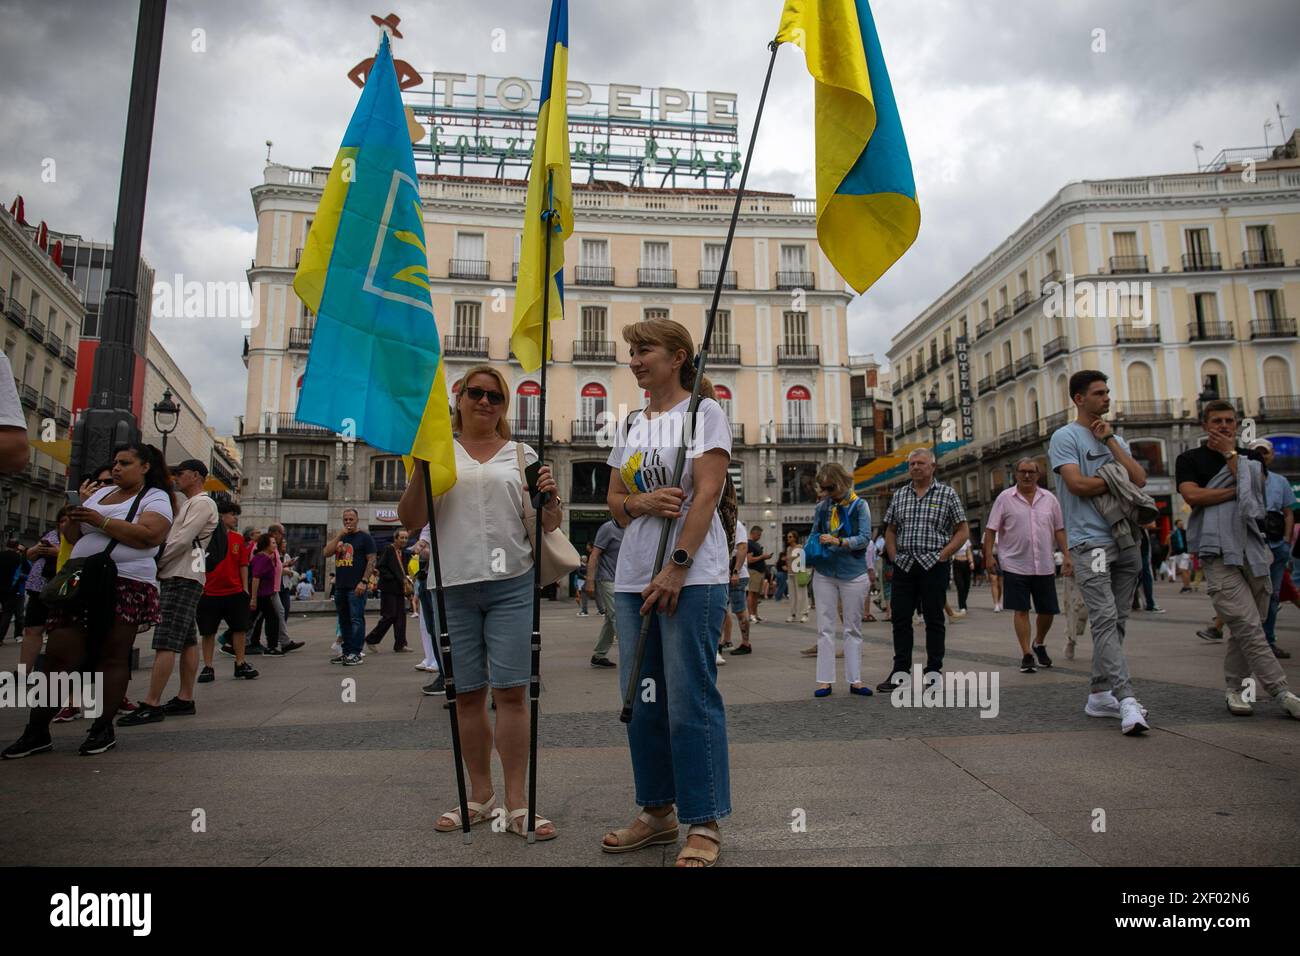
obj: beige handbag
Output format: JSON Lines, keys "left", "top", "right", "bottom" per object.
{"left": 514, "top": 442, "right": 582, "bottom": 586}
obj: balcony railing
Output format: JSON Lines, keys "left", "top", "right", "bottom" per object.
{"left": 572, "top": 339, "right": 616, "bottom": 363}
{"left": 698, "top": 269, "right": 737, "bottom": 290}
{"left": 993, "top": 305, "right": 1013, "bottom": 326}
{"left": 776, "top": 270, "right": 814, "bottom": 290}
{"left": 1013, "top": 290, "right": 1034, "bottom": 312}
{"left": 35, "top": 466, "right": 51, "bottom": 487}
{"left": 1242, "top": 248, "right": 1285, "bottom": 269}
{"left": 295, "top": 247, "right": 303, "bottom": 266}
{"left": 55, "top": 405, "right": 70, "bottom": 426}
{"left": 1014, "top": 353, "right": 1038, "bottom": 376}
{"left": 977, "top": 375, "right": 993, "bottom": 395}
{"left": 20, "top": 384, "right": 37, "bottom": 408}
{"left": 891, "top": 379, "right": 903, "bottom": 395}
{"left": 27, "top": 316, "right": 45, "bottom": 340}
{"left": 942, "top": 396, "right": 957, "bottom": 414}
{"left": 1257, "top": 395, "right": 1300, "bottom": 419}
{"left": 443, "top": 335, "right": 490, "bottom": 359}
{"left": 1018, "top": 421, "right": 1041, "bottom": 443}
{"left": 1040, "top": 270, "right": 1063, "bottom": 294}
{"left": 1042, "top": 335, "right": 1069, "bottom": 361}
{"left": 777, "top": 344, "right": 820, "bottom": 366}
{"left": 288, "top": 327, "right": 314, "bottom": 350}
{"left": 900, "top": 371, "right": 914, "bottom": 387}
{"left": 448, "top": 258, "right": 490, "bottom": 280}
{"left": 574, "top": 265, "right": 614, "bottom": 285}
{"left": 995, "top": 365, "right": 1014, "bottom": 385}
{"left": 510, "top": 420, "right": 553, "bottom": 445}
{"left": 975, "top": 319, "right": 991, "bottom": 339}
{"left": 1109, "top": 255, "right": 1149, "bottom": 274}
{"left": 1187, "top": 321, "right": 1234, "bottom": 342}
{"left": 61, "top": 345, "right": 76, "bottom": 367}
{"left": 4, "top": 299, "right": 27, "bottom": 328}
{"left": 38, "top": 397, "right": 54, "bottom": 418}
{"left": 1181, "top": 252, "right": 1221, "bottom": 272}
{"left": 370, "top": 483, "right": 407, "bottom": 502}
{"left": 283, "top": 482, "right": 329, "bottom": 500}
{"left": 271, "top": 412, "right": 333, "bottom": 436}
{"left": 1115, "top": 324, "right": 1160, "bottom": 344}
{"left": 637, "top": 268, "right": 677, "bottom": 288}
{"left": 571, "top": 419, "right": 608, "bottom": 444}
{"left": 1115, "top": 400, "right": 1173, "bottom": 421}
{"left": 1250, "top": 317, "right": 1296, "bottom": 339}
{"left": 43, "top": 331, "right": 62, "bottom": 356}
{"left": 1043, "top": 409, "right": 1069, "bottom": 432}
{"left": 926, "top": 355, "right": 939, "bottom": 372}
{"left": 940, "top": 344, "right": 953, "bottom": 363}
{"left": 775, "top": 423, "right": 829, "bottom": 444}
{"left": 710, "top": 343, "right": 741, "bottom": 365}
{"left": 729, "top": 422, "right": 745, "bottom": 443}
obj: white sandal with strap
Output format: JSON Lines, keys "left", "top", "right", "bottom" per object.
{"left": 601, "top": 809, "right": 680, "bottom": 854}
{"left": 434, "top": 793, "right": 497, "bottom": 832}
{"left": 675, "top": 824, "right": 721, "bottom": 867}
{"left": 505, "top": 807, "right": 557, "bottom": 841}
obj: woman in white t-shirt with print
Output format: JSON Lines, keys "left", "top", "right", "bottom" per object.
{"left": 600, "top": 318, "right": 731, "bottom": 868}
{"left": 2, "top": 443, "right": 173, "bottom": 760}
{"left": 398, "top": 363, "right": 562, "bottom": 842}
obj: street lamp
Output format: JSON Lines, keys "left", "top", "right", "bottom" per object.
{"left": 923, "top": 387, "right": 943, "bottom": 454}
{"left": 152, "top": 387, "right": 179, "bottom": 461}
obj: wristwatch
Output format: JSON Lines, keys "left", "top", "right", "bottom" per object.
{"left": 670, "top": 548, "right": 694, "bottom": 569}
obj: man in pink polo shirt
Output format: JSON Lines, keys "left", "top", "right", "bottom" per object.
{"left": 983, "top": 457, "right": 1073, "bottom": 673}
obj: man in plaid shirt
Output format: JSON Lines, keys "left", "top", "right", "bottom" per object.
{"left": 877, "top": 448, "right": 969, "bottom": 691}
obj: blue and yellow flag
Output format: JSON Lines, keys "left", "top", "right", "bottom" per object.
{"left": 776, "top": 0, "right": 919, "bottom": 294}
{"left": 293, "top": 34, "right": 456, "bottom": 494}
{"left": 511, "top": 0, "right": 573, "bottom": 372}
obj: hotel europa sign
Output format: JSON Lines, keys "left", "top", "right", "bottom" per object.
{"left": 407, "top": 73, "right": 742, "bottom": 185}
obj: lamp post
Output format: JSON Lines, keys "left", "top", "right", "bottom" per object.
{"left": 923, "top": 387, "right": 943, "bottom": 455}
{"left": 152, "top": 387, "right": 179, "bottom": 461}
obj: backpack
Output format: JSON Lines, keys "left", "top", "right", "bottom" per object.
{"left": 196, "top": 500, "right": 227, "bottom": 573}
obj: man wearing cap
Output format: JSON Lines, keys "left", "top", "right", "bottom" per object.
{"left": 1251, "top": 438, "right": 1297, "bottom": 659}
{"left": 119, "top": 460, "right": 220, "bottom": 726}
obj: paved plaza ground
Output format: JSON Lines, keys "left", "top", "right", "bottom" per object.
{"left": 1, "top": 579, "right": 1297, "bottom": 867}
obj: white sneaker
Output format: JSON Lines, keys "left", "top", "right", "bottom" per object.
{"left": 1084, "top": 691, "right": 1148, "bottom": 720}
{"left": 994, "top": 603, "right": 1002, "bottom": 612}
{"left": 1278, "top": 690, "right": 1300, "bottom": 720}
{"left": 786, "top": 616, "right": 797, "bottom": 623}
{"left": 1225, "top": 690, "right": 1253, "bottom": 716}
{"left": 329, "top": 642, "right": 342, "bottom": 656}
{"left": 1119, "top": 697, "right": 1149, "bottom": 735}
{"left": 715, "top": 652, "right": 727, "bottom": 666}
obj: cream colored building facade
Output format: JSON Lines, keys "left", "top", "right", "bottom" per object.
{"left": 887, "top": 141, "right": 1300, "bottom": 536}
{"left": 240, "top": 163, "right": 856, "bottom": 580}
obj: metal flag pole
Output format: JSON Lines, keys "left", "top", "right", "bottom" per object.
{"left": 527, "top": 169, "right": 558, "bottom": 843}
{"left": 422, "top": 460, "right": 473, "bottom": 843}
{"left": 621, "top": 40, "right": 782, "bottom": 723}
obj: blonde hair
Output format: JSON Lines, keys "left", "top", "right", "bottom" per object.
{"left": 452, "top": 365, "right": 512, "bottom": 440}
{"left": 816, "top": 462, "right": 853, "bottom": 499}
{"left": 621, "top": 318, "right": 712, "bottom": 394}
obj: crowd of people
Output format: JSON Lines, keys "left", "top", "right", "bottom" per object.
{"left": 2, "top": 333, "right": 1298, "bottom": 864}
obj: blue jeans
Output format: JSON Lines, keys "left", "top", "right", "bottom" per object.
{"left": 774, "top": 570, "right": 788, "bottom": 602}
{"left": 615, "top": 585, "right": 730, "bottom": 825}
{"left": 1264, "top": 540, "right": 1290, "bottom": 645}
{"left": 334, "top": 589, "right": 367, "bottom": 655}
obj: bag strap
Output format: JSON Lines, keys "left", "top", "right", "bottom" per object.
{"left": 100, "top": 488, "right": 147, "bottom": 558}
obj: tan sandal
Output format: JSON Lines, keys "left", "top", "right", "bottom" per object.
{"left": 601, "top": 809, "right": 679, "bottom": 854}
{"left": 675, "top": 824, "right": 721, "bottom": 867}
{"left": 505, "top": 807, "right": 557, "bottom": 841}
{"left": 434, "top": 793, "right": 497, "bottom": 832}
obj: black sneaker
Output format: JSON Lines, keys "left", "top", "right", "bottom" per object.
{"left": 1196, "top": 627, "right": 1223, "bottom": 642}
{"left": 116, "top": 705, "right": 165, "bottom": 727}
{"left": 217, "top": 644, "right": 235, "bottom": 658}
{"left": 590, "top": 655, "right": 616, "bottom": 668}
{"left": 263, "top": 646, "right": 286, "bottom": 656}
{"left": 281, "top": 640, "right": 305, "bottom": 653}
{"left": 876, "top": 673, "right": 906, "bottom": 693}
{"left": 730, "top": 644, "right": 753, "bottom": 655}
{"left": 245, "top": 644, "right": 265, "bottom": 656}
{"left": 234, "top": 661, "right": 260, "bottom": 680}
{"left": 1019, "top": 654, "right": 1037, "bottom": 673}
{"left": 197, "top": 666, "right": 215, "bottom": 684}
{"left": 1273, "top": 645, "right": 1292, "bottom": 659}
{"left": 1032, "top": 644, "right": 1053, "bottom": 668}
{"left": 1179, "top": 586, "right": 1192, "bottom": 593}
{"left": 78, "top": 724, "right": 116, "bottom": 756}
{"left": 422, "top": 676, "right": 446, "bottom": 696}
{"left": 1, "top": 727, "right": 53, "bottom": 760}
{"left": 342, "top": 653, "right": 364, "bottom": 666}
{"left": 161, "top": 696, "right": 196, "bottom": 716}
{"left": 330, "top": 653, "right": 347, "bottom": 664}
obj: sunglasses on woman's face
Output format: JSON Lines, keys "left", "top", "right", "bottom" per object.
{"left": 820, "top": 484, "right": 837, "bottom": 493}
{"left": 464, "top": 386, "right": 505, "bottom": 406}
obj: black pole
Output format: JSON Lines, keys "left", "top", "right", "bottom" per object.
{"left": 526, "top": 170, "right": 557, "bottom": 843}
{"left": 422, "top": 460, "right": 473, "bottom": 843}
{"left": 620, "top": 40, "right": 782, "bottom": 723}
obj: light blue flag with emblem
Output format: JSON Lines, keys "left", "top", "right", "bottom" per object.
{"left": 293, "top": 34, "right": 456, "bottom": 494}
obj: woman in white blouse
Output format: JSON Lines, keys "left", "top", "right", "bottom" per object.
{"left": 398, "top": 364, "right": 562, "bottom": 841}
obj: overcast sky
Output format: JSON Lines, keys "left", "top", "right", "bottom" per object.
{"left": 2, "top": 0, "right": 1297, "bottom": 435}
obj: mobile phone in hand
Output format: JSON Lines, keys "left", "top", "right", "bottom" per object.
{"left": 65, "top": 490, "right": 81, "bottom": 506}
{"left": 524, "top": 460, "right": 552, "bottom": 507}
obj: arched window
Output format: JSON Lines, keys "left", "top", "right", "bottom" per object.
{"left": 986, "top": 406, "right": 998, "bottom": 440}
{"left": 714, "top": 383, "right": 733, "bottom": 421}
{"left": 1026, "top": 387, "right": 1040, "bottom": 424}
{"left": 515, "top": 380, "right": 541, "bottom": 430}
{"left": 1126, "top": 361, "right": 1154, "bottom": 402}
{"left": 1056, "top": 374, "right": 1069, "bottom": 412}
{"left": 579, "top": 382, "right": 607, "bottom": 424}
{"left": 786, "top": 385, "right": 812, "bottom": 439}
{"left": 1263, "top": 356, "right": 1292, "bottom": 397}
{"left": 1200, "top": 358, "right": 1229, "bottom": 400}
{"left": 1005, "top": 397, "right": 1018, "bottom": 432}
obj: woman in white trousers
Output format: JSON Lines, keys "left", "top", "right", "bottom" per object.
{"left": 784, "top": 531, "right": 809, "bottom": 623}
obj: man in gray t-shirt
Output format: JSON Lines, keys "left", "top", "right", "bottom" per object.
{"left": 0, "top": 352, "right": 30, "bottom": 474}
{"left": 586, "top": 520, "right": 624, "bottom": 667}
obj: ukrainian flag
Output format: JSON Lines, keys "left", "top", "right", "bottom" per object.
{"left": 776, "top": 0, "right": 919, "bottom": 294}
{"left": 511, "top": 0, "right": 573, "bottom": 373}
{"left": 293, "top": 34, "right": 456, "bottom": 494}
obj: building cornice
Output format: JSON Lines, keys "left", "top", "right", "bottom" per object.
{"left": 0, "top": 208, "right": 86, "bottom": 312}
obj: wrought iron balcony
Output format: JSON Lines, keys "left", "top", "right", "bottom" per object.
{"left": 995, "top": 365, "right": 1014, "bottom": 385}
{"left": 926, "top": 355, "right": 939, "bottom": 372}
{"left": 27, "top": 315, "right": 45, "bottom": 340}
{"left": 1187, "top": 321, "right": 1234, "bottom": 343}
{"left": 271, "top": 412, "right": 333, "bottom": 436}
{"left": 4, "top": 299, "right": 27, "bottom": 328}
{"left": 448, "top": 258, "right": 490, "bottom": 280}
{"left": 288, "top": 327, "right": 314, "bottom": 350}
{"left": 1250, "top": 318, "right": 1296, "bottom": 339}
{"left": 1013, "top": 290, "right": 1034, "bottom": 312}
{"left": 574, "top": 265, "right": 614, "bottom": 285}
{"left": 775, "top": 423, "right": 829, "bottom": 444}
{"left": 38, "top": 397, "right": 54, "bottom": 418}
{"left": 976, "top": 319, "right": 991, "bottom": 339}
{"left": 1042, "top": 335, "right": 1069, "bottom": 361}
{"left": 283, "top": 482, "right": 329, "bottom": 500}
{"left": 1014, "top": 353, "right": 1038, "bottom": 376}
{"left": 777, "top": 343, "right": 820, "bottom": 366}
{"left": 1040, "top": 270, "right": 1063, "bottom": 294}
{"left": 1115, "top": 324, "right": 1160, "bottom": 344}
{"left": 729, "top": 422, "right": 745, "bottom": 443}
{"left": 370, "top": 482, "right": 407, "bottom": 502}
{"left": 940, "top": 344, "right": 954, "bottom": 363}
{"left": 61, "top": 345, "right": 76, "bottom": 368}
{"left": 1115, "top": 400, "right": 1173, "bottom": 421}
{"left": 977, "top": 374, "right": 993, "bottom": 395}
{"left": 1109, "top": 255, "right": 1149, "bottom": 274}
{"left": 55, "top": 405, "right": 70, "bottom": 426}
{"left": 510, "top": 420, "right": 553, "bottom": 445}
{"left": 1257, "top": 395, "right": 1300, "bottom": 419}
{"left": 776, "top": 270, "right": 814, "bottom": 290}
{"left": 1242, "top": 248, "right": 1284, "bottom": 269}
{"left": 20, "top": 384, "right": 37, "bottom": 408}
{"left": 942, "top": 396, "right": 957, "bottom": 414}
{"left": 698, "top": 269, "right": 737, "bottom": 290}
{"left": 572, "top": 339, "right": 616, "bottom": 363}
{"left": 1182, "top": 252, "right": 1221, "bottom": 272}
{"left": 1043, "top": 409, "right": 1069, "bottom": 431}
{"left": 1018, "top": 421, "right": 1041, "bottom": 443}
{"left": 709, "top": 343, "right": 741, "bottom": 365}
{"left": 571, "top": 419, "right": 608, "bottom": 444}
{"left": 443, "top": 335, "right": 490, "bottom": 359}
{"left": 637, "top": 268, "right": 677, "bottom": 288}
{"left": 993, "top": 305, "right": 1013, "bottom": 326}
{"left": 900, "top": 370, "right": 914, "bottom": 387}
{"left": 43, "top": 330, "right": 61, "bottom": 356}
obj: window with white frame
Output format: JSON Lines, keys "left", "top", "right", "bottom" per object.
{"left": 285, "top": 456, "right": 328, "bottom": 489}
{"left": 644, "top": 307, "right": 669, "bottom": 321}
{"left": 641, "top": 241, "right": 670, "bottom": 270}
{"left": 580, "top": 306, "right": 607, "bottom": 343}
{"left": 579, "top": 382, "right": 607, "bottom": 423}
{"left": 581, "top": 238, "right": 609, "bottom": 267}
{"left": 782, "top": 310, "right": 809, "bottom": 349}
{"left": 453, "top": 301, "right": 481, "bottom": 343}
{"left": 786, "top": 385, "right": 811, "bottom": 425}
{"left": 713, "top": 309, "right": 733, "bottom": 347}
{"left": 779, "top": 244, "right": 807, "bottom": 273}
{"left": 713, "top": 383, "right": 733, "bottom": 420}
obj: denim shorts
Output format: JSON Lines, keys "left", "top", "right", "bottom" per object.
{"left": 728, "top": 582, "right": 747, "bottom": 614}
{"left": 442, "top": 569, "right": 534, "bottom": 692}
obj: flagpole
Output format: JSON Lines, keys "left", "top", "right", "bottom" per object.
{"left": 422, "top": 459, "right": 473, "bottom": 843}
{"left": 620, "top": 40, "right": 782, "bottom": 724}
{"left": 526, "top": 169, "right": 557, "bottom": 843}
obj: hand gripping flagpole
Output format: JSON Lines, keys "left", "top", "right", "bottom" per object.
{"left": 422, "top": 460, "right": 473, "bottom": 843}
{"left": 526, "top": 169, "right": 558, "bottom": 843}
{"left": 620, "top": 40, "right": 782, "bottom": 724}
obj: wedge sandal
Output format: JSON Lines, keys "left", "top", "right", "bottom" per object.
{"left": 675, "top": 824, "right": 721, "bottom": 867}
{"left": 601, "top": 809, "right": 679, "bottom": 853}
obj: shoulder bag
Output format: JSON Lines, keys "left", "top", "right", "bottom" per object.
{"left": 41, "top": 489, "right": 147, "bottom": 614}
{"left": 514, "top": 442, "right": 582, "bottom": 586}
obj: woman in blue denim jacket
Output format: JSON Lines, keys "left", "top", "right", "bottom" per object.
{"left": 808, "top": 463, "right": 874, "bottom": 698}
